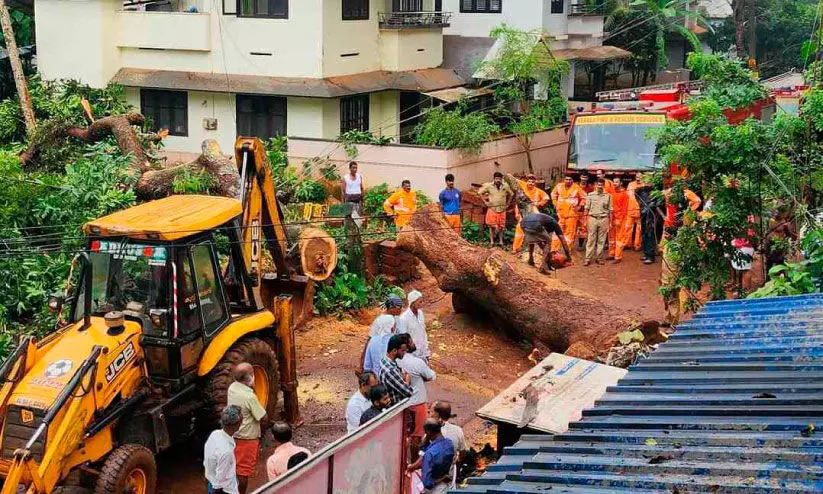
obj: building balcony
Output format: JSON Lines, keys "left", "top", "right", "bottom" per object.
{"left": 568, "top": 3, "right": 607, "bottom": 15}
{"left": 116, "top": 10, "right": 211, "bottom": 51}
{"left": 378, "top": 11, "right": 452, "bottom": 29}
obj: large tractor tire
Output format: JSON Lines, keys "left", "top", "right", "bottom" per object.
{"left": 200, "top": 337, "right": 280, "bottom": 431}
{"left": 94, "top": 444, "right": 156, "bottom": 494}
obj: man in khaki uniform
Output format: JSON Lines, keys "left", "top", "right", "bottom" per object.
{"left": 584, "top": 178, "right": 613, "bottom": 266}
{"left": 227, "top": 362, "right": 267, "bottom": 493}
{"left": 478, "top": 172, "right": 514, "bottom": 246}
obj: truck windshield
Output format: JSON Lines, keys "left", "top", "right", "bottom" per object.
{"left": 78, "top": 241, "right": 170, "bottom": 320}
{"left": 568, "top": 113, "right": 666, "bottom": 171}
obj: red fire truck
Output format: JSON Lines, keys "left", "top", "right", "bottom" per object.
{"left": 566, "top": 81, "right": 776, "bottom": 176}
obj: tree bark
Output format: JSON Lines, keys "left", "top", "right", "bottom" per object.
{"left": 396, "top": 204, "right": 637, "bottom": 356}
{"left": 0, "top": 0, "right": 34, "bottom": 134}
{"left": 733, "top": 0, "right": 746, "bottom": 59}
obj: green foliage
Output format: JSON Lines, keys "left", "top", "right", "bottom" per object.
{"left": 0, "top": 144, "right": 137, "bottom": 348}
{"left": 314, "top": 273, "right": 400, "bottom": 317}
{"left": 413, "top": 105, "right": 500, "bottom": 152}
{"left": 337, "top": 130, "right": 392, "bottom": 159}
{"left": 294, "top": 179, "right": 328, "bottom": 203}
{"left": 687, "top": 53, "right": 768, "bottom": 109}
{"left": 607, "top": 0, "right": 706, "bottom": 70}
{"left": 655, "top": 55, "right": 823, "bottom": 302}
{"left": 460, "top": 220, "right": 484, "bottom": 243}
{"left": 750, "top": 229, "right": 823, "bottom": 297}
{"left": 263, "top": 136, "right": 328, "bottom": 204}
{"left": 708, "top": 0, "right": 817, "bottom": 79}
{"left": 172, "top": 168, "right": 217, "bottom": 194}
{"left": 363, "top": 183, "right": 392, "bottom": 217}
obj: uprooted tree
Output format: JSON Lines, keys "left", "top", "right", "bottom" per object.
{"left": 20, "top": 112, "right": 240, "bottom": 199}
{"left": 397, "top": 204, "right": 639, "bottom": 356}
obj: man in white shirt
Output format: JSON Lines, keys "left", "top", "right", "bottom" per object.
{"left": 345, "top": 371, "right": 378, "bottom": 434}
{"left": 430, "top": 401, "right": 467, "bottom": 489}
{"left": 397, "top": 333, "right": 435, "bottom": 445}
{"left": 204, "top": 405, "right": 242, "bottom": 494}
{"left": 398, "top": 290, "right": 430, "bottom": 360}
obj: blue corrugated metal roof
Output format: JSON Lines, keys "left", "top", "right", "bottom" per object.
{"left": 456, "top": 293, "right": 823, "bottom": 493}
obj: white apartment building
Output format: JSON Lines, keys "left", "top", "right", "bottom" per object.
{"left": 441, "top": 0, "right": 622, "bottom": 99}
{"left": 35, "top": 0, "right": 463, "bottom": 153}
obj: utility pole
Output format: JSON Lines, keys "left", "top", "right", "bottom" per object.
{"left": 0, "top": 0, "right": 34, "bottom": 134}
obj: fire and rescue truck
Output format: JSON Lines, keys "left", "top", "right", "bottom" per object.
{"left": 566, "top": 81, "right": 777, "bottom": 177}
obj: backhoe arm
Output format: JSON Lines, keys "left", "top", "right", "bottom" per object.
{"left": 235, "top": 137, "right": 292, "bottom": 288}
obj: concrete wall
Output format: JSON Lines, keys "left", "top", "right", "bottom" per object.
{"left": 378, "top": 29, "right": 444, "bottom": 72}
{"left": 442, "top": 0, "right": 542, "bottom": 37}
{"left": 323, "top": 0, "right": 381, "bottom": 77}
{"left": 36, "top": 0, "right": 122, "bottom": 88}
{"left": 287, "top": 127, "right": 570, "bottom": 197}
{"left": 116, "top": 10, "right": 211, "bottom": 51}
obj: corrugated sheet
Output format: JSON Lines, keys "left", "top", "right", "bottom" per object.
{"left": 456, "top": 293, "right": 823, "bottom": 493}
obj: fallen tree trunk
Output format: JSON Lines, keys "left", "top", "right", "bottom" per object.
{"left": 396, "top": 204, "right": 637, "bottom": 356}
{"left": 19, "top": 114, "right": 240, "bottom": 199}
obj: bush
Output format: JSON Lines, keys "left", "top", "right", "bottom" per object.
{"left": 414, "top": 107, "right": 500, "bottom": 152}
{"left": 314, "top": 273, "right": 400, "bottom": 317}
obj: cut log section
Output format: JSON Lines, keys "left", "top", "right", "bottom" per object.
{"left": 297, "top": 227, "right": 338, "bottom": 282}
{"left": 396, "top": 204, "right": 636, "bottom": 356}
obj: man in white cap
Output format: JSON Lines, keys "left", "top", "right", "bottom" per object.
{"left": 398, "top": 290, "right": 430, "bottom": 361}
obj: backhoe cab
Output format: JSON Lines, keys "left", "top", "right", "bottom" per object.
{"left": 0, "top": 138, "right": 336, "bottom": 493}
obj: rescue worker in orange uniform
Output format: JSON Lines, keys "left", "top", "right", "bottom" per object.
{"left": 512, "top": 174, "right": 551, "bottom": 253}
{"left": 383, "top": 179, "right": 418, "bottom": 228}
{"left": 576, "top": 173, "right": 593, "bottom": 249}
{"left": 663, "top": 187, "right": 702, "bottom": 237}
{"left": 615, "top": 176, "right": 644, "bottom": 261}
{"left": 551, "top": 173, "right": 584, "bottom": 256}
{"left": 608, "top": 178, "right": 629, "bottom": 262}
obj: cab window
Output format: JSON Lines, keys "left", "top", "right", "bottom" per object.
{"left": 178, "top": 250, "right": 203, "bottom": 335}
{"left": 190, "top": 244, "right": 228, "bottom": 335}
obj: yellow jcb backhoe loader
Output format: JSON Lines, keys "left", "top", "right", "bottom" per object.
{"left": 0, "top": 138, "right": 336, "bottom": 493}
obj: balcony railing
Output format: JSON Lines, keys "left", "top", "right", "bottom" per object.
{"left": 378, "top": 11, "right": 452, "bottom": 29}
{"left": 569, "top": 3, "right": 607, "bottom": 15}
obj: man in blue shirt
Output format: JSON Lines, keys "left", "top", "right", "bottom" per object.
{"left": 408, "top": 419, "right": 455, "bottom": 493}
{"left": 439, "top": 174, "right": 462, "bottom": 234}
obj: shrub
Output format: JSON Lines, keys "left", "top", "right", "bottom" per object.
{"left": 414, "top": 107, "right": 500, "bottom": 152}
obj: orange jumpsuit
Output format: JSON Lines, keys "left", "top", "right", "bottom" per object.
{"left": 609, "top": 189, "right": 629, "bottom": 257}
{"left": 615, "top": 183, "right": 642, "bottom": 260}
{"left": 512, "top": 181, "right": 550, "bottom": 252}
{"left": 663, "top": 188, "right": 702, "bottom": 229}
{"left": 551, "top": 182, "right": 583, "bottom": 253}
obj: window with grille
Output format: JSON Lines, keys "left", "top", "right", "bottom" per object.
{"left": 236, "top": 95, "right": 287, "bottom": 139}
{"left": 140, "top": 89, "right": 188, "bottom": 136}
{"left": 343, "top": 0, "right": 368, "bottom": 19}
{"left": 460, "top": 0, "right": 501, "bottom": 13}
{"left": 340, "top": 95, "right": 370, "bottom": 133}
{"left": 237, "top": 0, "right": 288, "bottom": 18}
{"left": 551, "top": 0, "right": 563, "bottom": 13}
{"left": 392, "top": 0, "right": 422, "bottom": 11}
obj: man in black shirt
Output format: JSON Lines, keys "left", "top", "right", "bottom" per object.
{"left": 635, "top": 185, "right": 663, "bottom": 264}
{"left": 359, "top": 384, "right": 391, "bottom": 426}
{"left": 520, "top": 201, "right": 572, "bottom": 274}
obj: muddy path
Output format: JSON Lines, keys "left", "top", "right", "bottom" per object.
{"left": 157, "top": 249, "right": 663, "bottom": 492}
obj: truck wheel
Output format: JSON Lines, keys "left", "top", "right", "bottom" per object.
{"left": 200, "top": 337, "right": 280, "bottom": 431}
{"left": 94, "top": 444, "right": 156, "bottom": 494}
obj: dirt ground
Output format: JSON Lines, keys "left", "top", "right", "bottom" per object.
{"left": 156, "top": 249, "right": 663, "bottom": 493}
